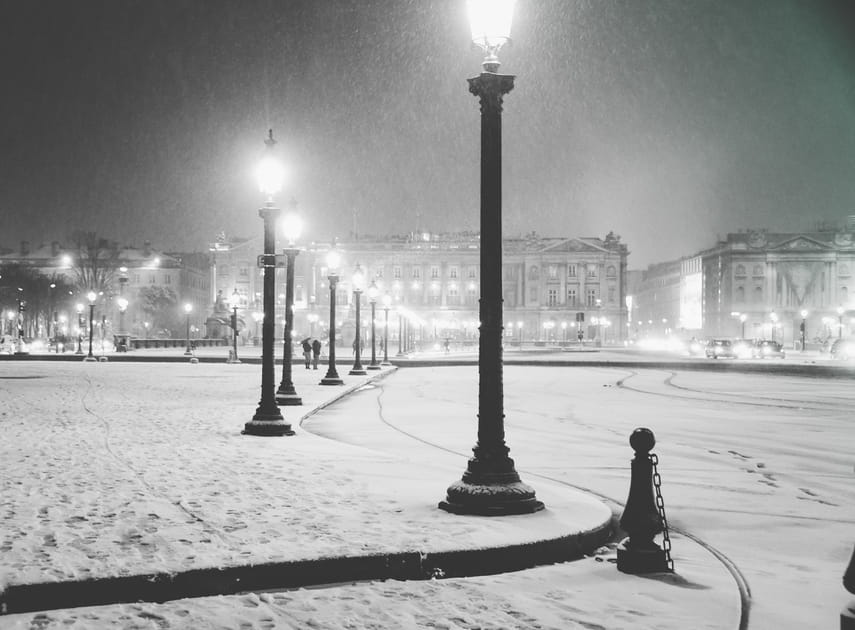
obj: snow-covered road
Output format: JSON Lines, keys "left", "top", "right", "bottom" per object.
{"left": 305, "top": 365, "right": 855, "bottom": 630}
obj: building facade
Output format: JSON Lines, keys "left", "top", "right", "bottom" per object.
{"left": 208, "top": 230, "right": 630, "bottom": 348}
{"left": 632, "top": 220, "right": 855, "bottom": 346}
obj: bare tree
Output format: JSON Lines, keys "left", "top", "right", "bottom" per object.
{"left": 69, "top": 231, "right": 120, "bottom": 295}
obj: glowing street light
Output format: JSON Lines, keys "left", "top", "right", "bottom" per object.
{"left": 84, "top": 291, "right": 98, "bottom": 362}
{"left": 227, "top": 289, "right": 241, "bottom": 364}
{"left": 838, "top": 306, "right": 845, "bottom": 339}
{"left": 276, "top": 201, "right": 304, "bottom": 406}
{"left": 382, "top": 293, "right": 392, "bottom": 365}
{"left": 243, "top": 130, "right": 293, "bottom": 437}
{"left": 349, "top": 264, "right": 367, "bottom": 376}
{"left": 320, "top": 247, "right": 344, "bottom": 385}
{"left": 183, "top": 303, "right": 193, "bottom": 356}
{"left": 366, "top": 279, "right": 381, "bottom": 370}
{"left": 440, "top": 0, "right": 543, "bottom": 516}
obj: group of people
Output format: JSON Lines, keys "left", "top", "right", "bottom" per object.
{"left": 301, "top": 338, "right": 322, "bottom": 369}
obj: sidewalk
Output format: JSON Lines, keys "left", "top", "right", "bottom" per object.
{"left": 0, "top": 360, "right": 741, "bottom": 629}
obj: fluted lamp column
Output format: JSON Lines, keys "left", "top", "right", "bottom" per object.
{"left": 276, "top": 202, "right": 304, "bottom": 406}
{"left": 243, "top": 129, "right": 294, "bottom": 437}
{"left": 440, "top": 0, "right": 543, "bottom": 515}
{"left": 349, "top": 264, "right": 367, "bottom": 376}
{"left": 320, "top": 248, "right": 344, "bottom": 385}
{"left": 366, "top": 280, "right": 381, "bottom": 370}
{"left": 382, "top": 293, "right": 392, "bottom": 365}
{"left": 84, "top": 291, "right": 98, "bottom": 362}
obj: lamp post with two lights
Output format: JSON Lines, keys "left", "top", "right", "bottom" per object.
{"left": 84, "top": 291, "right": 98, "bottom": 362}
{"left": 276, "top": 202, "right": 303, "bottom": 406}
{"left": 320, "top": 248, "right": 344, "bottom": 386}
{"left": 382, "top": 293, "right": 392, "bottom": 365}
{"left": 367, "top": 280, "right": 381, "bottom": 370}
{"left": 349, "top": 265, "right": 367, "bottom": 376}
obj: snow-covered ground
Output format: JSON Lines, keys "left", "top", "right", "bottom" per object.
{"left": 0, "top": 359, "right": 851, "bottom": 629}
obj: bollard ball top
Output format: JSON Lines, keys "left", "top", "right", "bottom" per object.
{"left": 629, "top": 427, "right": 655, "bottom": 453}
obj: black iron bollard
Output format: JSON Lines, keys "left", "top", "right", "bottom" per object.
{"left": 842, "top": 546, "right": 855, "bottom": 629}
{"left": 617, "top": 428, "right": 671, "bottom": 574}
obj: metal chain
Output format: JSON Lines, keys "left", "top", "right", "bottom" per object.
{"left": 650, "top": 453, "right": 675, "bottom": 572}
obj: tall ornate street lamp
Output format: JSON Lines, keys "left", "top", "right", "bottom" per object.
{"left": 440, "top": 0, "right": 543, "bottom": 515}
{"left": 75, "top": 304, "right": 84, "bottom": 354}
{"left": 349, "top": 264, "right": 367, "bottom": 376}
{"left": 227, "top": 289, "right": 241, "bottom": 364}
{"left": 838, "top": 306, "right": 845, "bottom": 339}
{"left": 116, "top": 297, "right": 128, "bottom": 352}
{"left": 84, "top": 291, "right": 98, "bottom": 362}
{"left": 366, "top": 280, "right": 381, "bottom": 370}
{"left": 183, "top": 303, "right": 193, "bottom": 356}
{"left": 397, "top": 308, "right": 405, "bottom": 357}
{"left": 276, "top": 202, "right": 304, "bottom": 406}
{"left": 320, "top": 248, "right": 344, "bottom": 385}
{"left": 243, "top": 130, "right": 293, "bottom": 437}
{"left": 800, "top": 309, "right": 808, "bottom": 351}
{"left": 237, "top": 133, "right": 292, "bottom": 433}
{"left": 382, "top": 293, "right": 392, "bottom": 365}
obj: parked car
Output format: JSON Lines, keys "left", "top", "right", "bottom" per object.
{"left": 751, "top": 339, "right": 786, "bottom": 359}
{"left": 705, "top": 338, "right": 736, "bottom": 359}
{"left": 0, "top": 335, "right": 14, "bottom": 354}
{"left": 687, "top": 338, "right": 705, "bottom": 356}
{"left": 830, "top": 338, "right": 855, "bottom": 360}
{"left": 731, "top": 338, "right": 753, "bottom": 359}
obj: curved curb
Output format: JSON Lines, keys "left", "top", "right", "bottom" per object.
{"left": 0, "top": 517, "right": 614, "bottom": 616}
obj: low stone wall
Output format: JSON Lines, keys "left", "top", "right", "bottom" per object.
{"left": 130, "top": 338, "right": 227, "bottom": 350}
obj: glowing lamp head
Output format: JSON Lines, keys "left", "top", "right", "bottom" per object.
{"left": 837, "top": 306, "right": 845, "bottom": 316}
{"left": 367, "top": 280, "right": 379, "bottom": 302}
{"left": 87, "top": 291, "right": 97, "bottom": 304}
{"left": 352, "top": 265, "right": 365, "bottom": 292}
{"left": 184, "top": 303, "right": 193, "bottom": 314}
{"left": 256, "top": 130, "right": 286, "bottom": 200}
{"left": 467, "top": 0, "right": 515, "bottom": 70}
{"left": 76, "top": 303, "right": 84, "bottom": 314}
{"left": 326, "top": 249, "right": 341, "bottom": 274}
{"left": 281, "top": 208, "right": 303, "bottom": 244}
{"left": 801, "top": 309, "right": 808, "bottom": 318}
{"left": 117, "top": 297, "right": 128, "bottom": 312}
{"left": 382, "top": 293, "right": 392, "bottom": 308}
{"left": 229, "top": 290, "right": 241, "bottom": 309}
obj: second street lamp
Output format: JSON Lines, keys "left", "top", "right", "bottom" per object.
{"left": 349, "top": 264, "right": 367, "bottom": 376}
{"left": 440, "top": 0, "right": 543, "bottom": 516}
{"left": 75, "top": 303, "right": 84, "bottom": 355}
{"left": 366, "top": 280, "right": 381, "bottom": 370}
{"left": 183, "top": 303, "right": 193, "bottom": 356}
{"left": 800, "top": 309, "right": 808, "bottom": 352}
{"left": 276, "top": 201, "right": 303, "bottom": 406}
{"left": 382, "top": 293, "right": 392, "bottom": 365}
{"left": 84, "top": 291, "right": 98, "bottom": 362}
{"left": 243, "top": 130, "right": 294, "bottom": 437}
{"left": 320, "top": 248, "right": 344, "bottom": 385}
{"left": 227, "top": 289, "right": 241, "bottom": 364}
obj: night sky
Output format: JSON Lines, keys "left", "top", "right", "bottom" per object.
{"left": 2, "top": 0, "right": 854, "bottom": 268}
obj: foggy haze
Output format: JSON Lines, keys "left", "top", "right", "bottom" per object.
{"left": 2, "top": 0, "right": 854, "bottom": 268}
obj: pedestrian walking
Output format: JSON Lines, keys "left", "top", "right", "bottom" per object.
{"left": 311, "top": 338, "right": 322, "bottom": 370}
{"left": 301, "top": 338, "right": 312, "bottom": 369}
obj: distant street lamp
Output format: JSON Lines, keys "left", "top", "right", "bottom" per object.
{"left": 838, "top": 306, "right": 845, "bottom": 339}
{"left": 243, "top": 130, "right": 293, "bottom": 437}
{"left": 349, "top": 264, "right": 367, "bottom": 376}
{"left": 440, "top": 0, "right": 543, "bottom": 516}
{"left": 183, "top": 303, "right": 193, "bottom": 356}
{"left": 307, "top": 312, "right": 319, "bottom": 338}
{"left": 75, "top": 304, "right": 84, "bottom": 355}
{"left": 382, "top": 293, "right": 392, "bottom": 365}
{"left": 84, "top": 291, "right": 97, "bottom": 362}
{"left": 227, "top": 289, "right": 241, "bottom": 364}
{"left": 117, "top": 297, "right": 129, "bottom": 352}
{"left": 517, "top": 320, "right": 523, "bottom": 348}
{"left": 770, "top": 312, "right": 779, "bottom": 342}
{"left": 276, "top": 202, "right": 304, "bottom": 406}
{"left": 739, "top": 313, "right": 747, "bottom": 339}
{"left": 800, "top": 309, "right": 808, "bottom": 352}
{"left": 320, "top": 248, "right": 344, "bottom": 385}
{"left": 366, "top": 280, "right": 381, "bottom": 370}
{"left": 397, "top": 308, "right": 405, "bottom": 357}
{"left": 561, "top": 320, "right": 568, "bottom": 343}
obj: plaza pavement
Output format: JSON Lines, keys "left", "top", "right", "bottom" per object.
{"left": 0, "top": 348, "right": 753, "bottom": 628}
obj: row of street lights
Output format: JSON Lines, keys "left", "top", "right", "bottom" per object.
{"left": 239, "top": 0, "right": 541, "bottom": 516}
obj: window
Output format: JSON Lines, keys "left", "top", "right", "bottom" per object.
{"left": 753, "top": 265, "right": 764, "bottom": 276}
{"left": 393, "top": 266, "right": 402, "bottom": 279}
{"left": 841, "top": 286, "right": 849, "bottom": 303}
{"left": 840, "top": 264, "right": 850, "bottom": 277}
{"left": 132, "top": 274, "right": 140, "bottom": 284}
{"left": 164, "top": 274, "right": 172, "bottom": 285}
{"left": 375, "top": 268, "right": 384, "bottom": 279}
{"left": 608, "top": 287, "right": 615, "bottom": 303}
{"left": 466, "top": 286, "right": 478, "bottom": 306}
{"left": 430, "top": 266, "right": 439, "bottom": 279}
{"left": 587, "top": 264, "right": 598, "bottom": 278}
{"left": 753, "top": 287, "right": 763, "bottom": 303}
{"left": 468, "top": 267, "right": 477, "bottom": 279}
{"left": 567, "top": 288, "right": 577, "bottom": 306}
{"left": 735, "top": 264, "right": 746, "bottom": 277}
{"left": 568, "top": 264, "right": 577, "bottom": 278}
{"left": 412, "top": 267, "right": 421, "bottom": 279}
{"left": 239, "top": 267, "right": 249, "bottom": 277}
{"left": 736, "top": 286, "right": 745, "bottom": 302}
{"left": 449, "top": 266, "right": 458, "bottom": 279}
{"left": 149, "top": 275, "right": 156, "bottom": 284}
{"left": 606, "top": 265, "right": 616, "bottom": 278}
{"left": 528, "top": 266, "right": 539, "bottom": 280}
{"left": 547, "top": 289, "right": 558, "bottom": 306}
{"left": 586, "top": 289, "right": 597, "bottom": 306}
{"left": 529, "top": 287, "right": 538, "bottom": 302}
{"left": 448, "top": 284, "right": 459, "bottom": 305}
{"left": 548, "top": 265, "right": 558, "bottom": 280}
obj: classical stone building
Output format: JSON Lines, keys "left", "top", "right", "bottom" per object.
{"left": 208, "top": 230, "right": 630, "bottom": 348}
{"left": 633, "top": 219, "right": 855, "bottom": 346}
